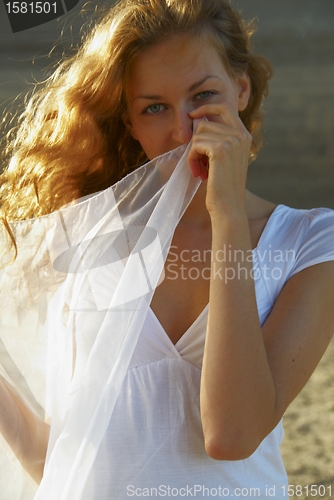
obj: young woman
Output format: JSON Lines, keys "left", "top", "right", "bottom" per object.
{"left": 0, "top": 0, "right": 333, "bottom": 498}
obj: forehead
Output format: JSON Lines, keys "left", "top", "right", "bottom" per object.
{"left": 127, "top": 35, "right": 230, "bottom": 96}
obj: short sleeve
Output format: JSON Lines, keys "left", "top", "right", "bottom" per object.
{"left": 290, "top": 208, "right": 334, "bottom": 277}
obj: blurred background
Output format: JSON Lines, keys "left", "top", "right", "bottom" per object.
{"left": 0, "top": 0, "right": 333, "bottom": 497}
{"left": 235, "top": 0, "right": 334, "bottom": 210}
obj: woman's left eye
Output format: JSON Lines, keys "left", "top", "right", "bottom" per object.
{"left": 195, "top": 91, "right": 215, "bottom": 100}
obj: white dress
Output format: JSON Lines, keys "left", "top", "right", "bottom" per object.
{"left": 81, "top": 204, "right": 334, "bottom": 499}
{"left": 1, "top": 141, "right": 333, "bottom": 499}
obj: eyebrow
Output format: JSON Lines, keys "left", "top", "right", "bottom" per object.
{"left": 133, "top": 75, "right": 221, "bottom": 101}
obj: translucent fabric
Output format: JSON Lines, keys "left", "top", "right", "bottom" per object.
{"left": 0, "top": 140, "right": 201, "bottom": 499}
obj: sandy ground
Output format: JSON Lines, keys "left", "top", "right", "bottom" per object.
{"left": 281, "top": 339, "right": 334, "bottom": 498}
{"left": 0, "top": 1, "right": 333, "bottom": 498}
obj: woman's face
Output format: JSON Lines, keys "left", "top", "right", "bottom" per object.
{"left": 124, "top": 34, "right": 250, "bottom": 160}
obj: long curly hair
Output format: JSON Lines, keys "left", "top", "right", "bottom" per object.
{"left": 0, "top": 0, "right": 273, "bottom": 228}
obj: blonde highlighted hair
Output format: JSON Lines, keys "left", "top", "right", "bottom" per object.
{"left": 0, "top": 0, "right": 273, "bottom": 226}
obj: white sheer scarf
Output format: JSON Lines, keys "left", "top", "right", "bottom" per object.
{"left": 0, "top": 139, "right": 201, "bottom": 499}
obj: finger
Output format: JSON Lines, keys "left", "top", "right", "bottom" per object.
{"left": 189, "top": 159, "right": 201, "bottom": 178}
{"left": 188, "top": 136, "right": 212, "bottom": 179}
{"left": 193, "top": 121, "right": 238, "bottom": 138}
{"left": 188, "top": 157, "right": 209, "bottom": 181}
{"left": 189, "top": 103, "right": 241, "bottom": 129}
{"left": 193, "top": 116, "right": 209, "bottom": 132}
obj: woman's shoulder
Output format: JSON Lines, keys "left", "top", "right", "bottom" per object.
{"left": 247, "top": 191, "right": 334, "bottom": 260}
{"left": 266, "top": 203, "right": 334, "bottom": 238}
{"left": 246, "top": 191, "right": 277, "bottom": 221}
{"left": 246, "top": 192, "right": 279, "bottom": 249}
{"left": 247, "top": 191, "right": 334, "bottom": 234}
{"left": 249, "top": 194, "right": 334, "bottom": 276}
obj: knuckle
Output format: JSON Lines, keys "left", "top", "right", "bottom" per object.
{"left": 223, "top": 136, "right": 238, "bottom": 149}
{"left": 236, "top": 128, "right": 252, "bottom": 145}
{"left": 215, "top": 142, "right": 228, "bottom": 155}
{"left": 191, "top": 135, "right": 202, "bottom": 149}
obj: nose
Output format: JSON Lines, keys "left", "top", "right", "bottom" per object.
{"left": 171, "top": 108, "right": 193, "bottom": 145}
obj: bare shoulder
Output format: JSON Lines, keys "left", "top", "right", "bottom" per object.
{"left": 245, "top": 190, "right": 278, "bottom": 220}
{"left": 245, "top": 191, "right": 278, "bottom": 248}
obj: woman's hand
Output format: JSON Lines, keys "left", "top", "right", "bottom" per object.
{"left": 0, "top": 381, "right": 49, "bottom": 483}
{"left": 187, "top": 103, "right": 252, "bottom": 218}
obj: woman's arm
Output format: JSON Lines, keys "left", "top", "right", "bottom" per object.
{"left": 201, "top": 209, "right": 275, "bottom": 460}
{"left": 188, "top": 102, "right": 334, "bottom": 461}
{"left": 0, "top": 380, "right": 49, "bottom": 483}
{"left": 202, "top": 215, "right": 334, "bottom": 460}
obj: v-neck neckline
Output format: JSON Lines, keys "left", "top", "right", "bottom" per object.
{"left": 149, "top": 303, "right": 209, "bottom": 349}
{"left": 149, "top": 204, "right": 284, "bottom": 348}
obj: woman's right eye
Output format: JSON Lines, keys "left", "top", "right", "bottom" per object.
{"left": 143, "top": 104, "right": 165, "bottom": 115}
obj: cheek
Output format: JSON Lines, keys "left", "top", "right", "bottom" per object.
{"left": 139, "top": 122, "right": 163, "bottom": 142}
{"left": 128, "top": 116, "right": 144, "bottom": 141}
{"left": 135, "top": 130, "right": 160, "bottom": 160}
{"left": 128, "top": 114, "right": 170, "bottom": 160}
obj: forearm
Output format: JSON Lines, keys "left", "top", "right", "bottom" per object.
{"left": 200, "top": 209, "right": 276, "bottom": 460}
{"left": 0, "top": 380, "right": 49, "bottom": 483}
